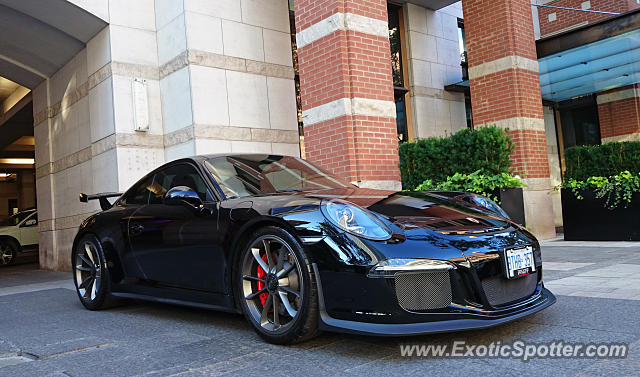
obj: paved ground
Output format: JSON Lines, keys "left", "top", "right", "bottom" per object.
{"left": 1, "top": 240, "right": 640, "bottom": 377}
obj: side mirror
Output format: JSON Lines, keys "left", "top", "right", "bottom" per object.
{"left": 23, "top": 219, "right": 37, "bottom": 227}
{"left": 164, "top": 186, "right": 203, "bottom": 208}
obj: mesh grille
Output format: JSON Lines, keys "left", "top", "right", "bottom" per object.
{"left": 394, "top": 271, "right": 452, "bottom": 311}
{"left": 481, "top": 272, "right": 538, "bottom": 307}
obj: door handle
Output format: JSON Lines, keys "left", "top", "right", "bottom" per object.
{"left": 129, "top": 223, "right": 144, "bottom": 236}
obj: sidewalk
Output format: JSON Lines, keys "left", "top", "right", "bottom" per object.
{"left": 1, "top": 243, "right": 639, "bottom": 376}
{"left": 0, "top": 264, "right": 73, "bottom": 297}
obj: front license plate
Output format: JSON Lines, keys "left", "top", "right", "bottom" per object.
{"left": 504, "top": 246, "right": 535, "bottom": 279}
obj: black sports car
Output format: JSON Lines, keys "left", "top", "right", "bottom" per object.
{"left": 73, "top": 154, "right": 555, "bottom": 344}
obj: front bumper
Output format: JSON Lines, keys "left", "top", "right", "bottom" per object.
{"left": 312, "top": 263, "right": 556, "bottom": 336}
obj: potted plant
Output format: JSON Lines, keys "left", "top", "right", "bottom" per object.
{"left": 559, "top": 142, "right": 640, "bottom": 241}
{"left": 558, "top": 171, "right": 640, "bottom": 240}
{"left": 415, "top": 170, "right": 527, "bottom": 225}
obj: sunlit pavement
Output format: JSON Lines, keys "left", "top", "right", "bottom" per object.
{"left": 1, "top": 240, "right": 640, "bottom": 377}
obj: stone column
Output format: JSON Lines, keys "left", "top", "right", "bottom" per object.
{"left": 293, "top": 0, "right": 401, "bottom": 190}
{"left": 156, "top": 0, "right": 300, "bottom": 161}
{"left": 463, "top": 0, "right": 556, "bottom": 239}
{"left": 597, "top": 84, "right": 640, "bottom": 143}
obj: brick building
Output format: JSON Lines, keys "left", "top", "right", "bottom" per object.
{"left": 0, "top": 0, "right": 638, "bottom": 270}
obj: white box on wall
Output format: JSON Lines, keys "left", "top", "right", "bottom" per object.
{"left": 132, "top": 78, "right": 149, "bottom": 132}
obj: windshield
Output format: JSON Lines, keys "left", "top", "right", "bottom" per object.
{"left": 204, "top": 155, "right": 355, "bottom": 199}
{"left": 0, "top": 211, "right": 34, "bottom": 226}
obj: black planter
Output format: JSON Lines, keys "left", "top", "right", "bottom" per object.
{"left": 489, "top": 188, "right": 526, "bottom": 226}
{"left": 561, "top": 189, "right": 640, "bottom": 241}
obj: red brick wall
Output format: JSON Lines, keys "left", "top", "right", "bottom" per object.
{"left": 463, "top": 0, "right": 539, "bottom": 65}
{"left": 294, "top": 0, "right": 388, "bottom": 31}
{"left": 470, "top": 68, "right": 544, "bottom": 125}
{"left": 294, "top": 0, "right": 400, "bottom": 184}
{"left": 464, "top": 0, "right": 549, "bottom": 179}
{"left": 297, "top": 31, "right": 394, "bottom": 111}
{"left": 598, "top": 85, "right": 640, "bottom": 139}
{"left": 538, "top": 0, "right": 638, "bottom": 37}
{"left": 510, "top": 129, "right": 551, "bottom": 177}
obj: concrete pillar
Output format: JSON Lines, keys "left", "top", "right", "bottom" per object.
{"left": 156, "top": 0, "right": 300, "bottom": 162}
{"left": 404, "top": 2, "right": 467, "bottom": 139}
{"left": 463, "top": 0, "right": 556, "bottom": 239}
{"left": 293, "top": 0, "right": 401, "bottom": 190}
{"left": 597, "top": 84, "right": 640, "bottom": 143}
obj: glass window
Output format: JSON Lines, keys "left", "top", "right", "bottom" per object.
{"left": 149, "top": 163, "right": 214, "bottom": 204}
{"left": 119, "top": 176, "right": 155, "bottom": 206}
{"left": 458, "top": 18, "right": 468, "bottom": 81}
{"left": 204, "top": 155, "right": 354, "bottom": 199}
{"left": 559, "top": 96, "right": 601, "bottom": 148}
{"left": 21, "top": 212, "right": 38, "bottom": 227}
{"left": 388, "top": 3, "right": 410, "bottom": 143}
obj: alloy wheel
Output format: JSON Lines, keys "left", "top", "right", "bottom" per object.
{"left": 241, "top": 235, "right": 303, "bottom": 332}
{"left": 0, "top": 243, "right": 13, "bottom": 265}
{"left": 74, "top": 241, "right": 102, "bottom": 301}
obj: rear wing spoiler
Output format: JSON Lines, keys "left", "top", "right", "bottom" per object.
{"left": 79, "top": 192, "right": 122, "bottom": 211}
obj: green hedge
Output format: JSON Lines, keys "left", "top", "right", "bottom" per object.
{"left": 399, "top": 126, "right": 514, "bottom": 190}
{"left": 564, "top": 142, "right": 640, "bottom": 181}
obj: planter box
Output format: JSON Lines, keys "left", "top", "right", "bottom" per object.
{"left": 489, "top": 188, "right": 525, "bottom": 226}
{"left": 561, "top": 189, "right": 640, "bottom": 241}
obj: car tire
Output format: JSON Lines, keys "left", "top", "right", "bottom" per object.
{"left": 236, "top": 226, "right": 319, "bottom": 344}
{"left": 72, "top": 234, "right": 119, "bottom": 310}
{"left": 0, "top": 238, "right": 19, "bottom": 266}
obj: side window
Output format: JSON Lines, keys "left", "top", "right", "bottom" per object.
{"left": 119, "top": 176, "right": 154, "bottom": 206}
{"left": 21, "top": 212, "right": 38, "bottom": 227}
{"left": 149, "top": 164, "right": 213, "bottom": 204}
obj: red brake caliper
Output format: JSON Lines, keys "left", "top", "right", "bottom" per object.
{"left": 256, "top": 254, "right": 270, "bottom": 307}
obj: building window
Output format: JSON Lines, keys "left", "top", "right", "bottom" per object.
{"left": 558, "top": 95, "right": 601, "bottom": 148}
{"left": 458, "top": 18, "right": 468, "bottom": 81}
{"left": 388, "top": 3, "right": 411, "bottom": 143}
{"left": 457, "top": 18, "right": 473, "bottom": 129}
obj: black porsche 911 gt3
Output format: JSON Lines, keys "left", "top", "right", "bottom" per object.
{"left": 73, "top": 154, "right": 555, "bottom": 344}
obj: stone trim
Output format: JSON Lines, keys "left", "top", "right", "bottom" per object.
{"left": 161, "top": 50, "right": 295, "bottom": 80}
{"left": 33, "top": 61, "right": 159, "bottom": 125}
{"left": 602, "top": 132, "right": 640, "bottom": 143}
{"left": 411, "top": 86, "right": 465, "bottom": 101}
{"left": 302, "top": 98, "right": 396, "bottom": 126}
{"left": 164, "top": 124, "right": 300, "bottom": 148}
{"left": 115, "top": 133, "right": 164, "bottom": 148}
{"left": 521, "top": 177, "right": 552, "bottom": 191}
{"left": 479, "top": 117, "right": 546, "bottom": 132}
{"left": 296, "top": 12, "right": 389, "bottom": 49}
{"left": 597, "top": 87, "right": 640, "bottom": 105}
{"left": 36, "top": 132, "right": 165, "bottom": 178}
{"left": 354, "top": 180, "right": 402, "bottom": 191}
{"left": 468, "top": 55, "right": 539, "bottom": 80}
{"left": 111, "top": 61, "right": 160, "bottom": 81}
{"left": 39, "top": 211, "right": 99, "bottom": 232}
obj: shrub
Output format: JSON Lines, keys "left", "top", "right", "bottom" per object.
{"left": 564, "top": 142, "right": 640, "bottom": 181}
{"left": 557, "top": 171, "right": 640, "bottom": 209}
{"left": 399, "top": 126, "right": 514, "bottom": 190}
{"left": 415, "top": 170, "right": 525, "bottom": 202}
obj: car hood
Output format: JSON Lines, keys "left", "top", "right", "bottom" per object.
{"left": 304, "top": 187, "right": 512, "bottom": 235}
{"left": 0, "top": 225, "right": 17, "bottom": 235}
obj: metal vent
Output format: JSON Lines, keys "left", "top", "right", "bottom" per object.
{"left": 482, "top": 273, "right": 538, "bottom": 307}
{"left": 394, "top": 271, "right": 452, "bottom": 311}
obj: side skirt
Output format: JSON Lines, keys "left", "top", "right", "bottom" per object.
{"left": 111, "top": 292, "right": 240, "bottom": 313}
{"left": 111, "top": 281, "right": 241, "bottom": 314}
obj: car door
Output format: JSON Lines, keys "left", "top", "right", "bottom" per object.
{"left": 127, "top": 162, "right": 225, "bottom": 292}
{"left": 112, "top": 174, "right": 157, "bottom": 279}
{"left": 18, "top": 212, "right": 38, "bottom": 246}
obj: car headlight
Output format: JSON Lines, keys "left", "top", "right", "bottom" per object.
{"left": 368, "top": 258, "right": 456, "bottom": 278}
{"left": 321, "top": 199, "right": 392, "bottom": 241}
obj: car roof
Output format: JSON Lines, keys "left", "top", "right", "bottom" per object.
{"left": 189, "top": 154, "right": 288, "bottom": 162}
